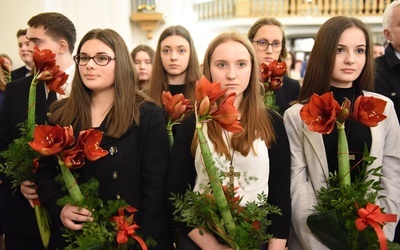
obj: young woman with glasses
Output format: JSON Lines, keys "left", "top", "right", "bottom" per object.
{"left": 35, "top": 28, "right": 174, "bottom": 250}
{"left": 248, "top": 17, "right": 301, "bottom": 114}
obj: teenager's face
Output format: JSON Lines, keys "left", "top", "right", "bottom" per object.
{"left": 160, "top": 35, "right": 190, "bottom": 79}
{"left": 251, "top": 25, "right": 283, "bottom": 66}
{"left": 210, "top": 40, "right": 251, "bottom": 107}
{"left": 134, "top": 51, "right": 152, "bottom": 82}
{"left": 331, "top": 27, "right": 366, "bottom": 88}
{"left": 78, "top": 39, "right": 116, "bottom": 94}
{"left": 17, "top": 35, "right": 33, "bottom": 66}
{"left": 27, "top": 26, "right": 61, "bottom": 59}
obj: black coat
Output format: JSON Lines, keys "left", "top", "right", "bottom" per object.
{"left": 35, "top": 102, "right": 174, "bottom": 250}
{"left": 0, "top": 75, "right": 48, "bottom": 249}
{"left": 11, "top": 66, "right": 31, "bottom": 81}
{"left": 274, "top": 76, "right": 301, "bottom": 114}
{"left": 374, "top": 43, "right": 400, "bottom": 122}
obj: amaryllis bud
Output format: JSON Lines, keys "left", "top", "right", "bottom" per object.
{"left": 336, "top": 98, "right": 351, "bottom": 124}
{"left": 198, "top": 96, "right": 210, "bottom": 117}
{"left": 37, "top": 70, "right": 54, "bottom": 81}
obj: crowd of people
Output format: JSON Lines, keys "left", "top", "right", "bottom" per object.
{"left": 0, "top": 1, "right": 400, "bottom": 249}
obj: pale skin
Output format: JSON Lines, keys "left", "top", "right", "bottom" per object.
{"left": 188, "top": 40, "right": 287, "bottom": 250}
{"left": 331, "top": 26, "right": 366, "bottom": 88}
{"left": 160, "top": 35, "right": 190, "bottom": 85}
{"left": 60, "top": 39, "right": 116, "bottom": 230}
{"left": 134, "top": 50, "right": 152, "bottom": 84}
{"left": 21, "top": 25, "right": 74, "bottom": 207}
{"left": 252, "top": 25, "right": 283, "bottom": 66}
{"left": 17, "top": 34, "right": 33, "bottom": 68}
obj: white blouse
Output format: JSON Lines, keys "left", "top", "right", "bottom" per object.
{"left": 193, "top": 124, "right": 270, "bottom": 206}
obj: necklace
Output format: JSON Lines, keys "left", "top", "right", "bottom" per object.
{"left": 223, "top": 130, "right": 240, "bottom": 189}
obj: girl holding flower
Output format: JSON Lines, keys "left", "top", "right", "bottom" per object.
{"left": 247, "top": 17, "right": 301, "bottom": 114}
{"left": 284, "top": 16, "right": 400, "bottom": 249}
{"left": 34, "top": 29, "right": 174, "bottom": 250}
{"left": 146, "top": 25, "right": 201, "bottom": 106}
{"left": 166, "top": 32, "right": 291, "bottom": 249}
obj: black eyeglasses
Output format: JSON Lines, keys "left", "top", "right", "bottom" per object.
{"left": 73, "top": 54, "right": 115, "bottom": 66}
{"left": 252, "top": 39, "right": 284, "bottom": 52}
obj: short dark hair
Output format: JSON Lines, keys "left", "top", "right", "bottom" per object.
{"left": 16, "top": 29, "right": 27, "bottom": 38}
{"left": 28, "top": 12, "right": 77, "bottom": 54}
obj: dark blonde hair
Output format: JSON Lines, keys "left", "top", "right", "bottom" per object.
{"left": 199, "top": 31, "right": 276, "bottom": 158}
{"left": 247, "top": 17, "right": 288, "bottom": 62}
{"left": 50, "top": 29, "right": 152, "bottom": 138}
{"left": 130, "top": 44, "right": 155, "bottom": 64}
{"left": 146, "top": 25, "right": 201, "bottom": 105}
{"left": 298, "top": 16, "right": 374, "bottom": 103}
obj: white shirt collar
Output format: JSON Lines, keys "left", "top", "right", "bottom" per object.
{"left": 58, "top": 64, "right": 75, "bottom": 100}
{"left": 394, "top": 49, "right": 400, "bottom": 60}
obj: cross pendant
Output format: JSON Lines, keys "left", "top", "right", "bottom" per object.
{"left": 224, "top": 165, "right": 240, "bottom": 190}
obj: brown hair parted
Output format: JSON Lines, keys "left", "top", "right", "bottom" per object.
{"left": 50, "top": 28, "right": 152, "bottom": 138}
{"left": 28, "top": 12, "right": 77, "bottom": 54}
{"left": 298, "top": 16, "right": 374, "bottom": 103}
{"left": 200, "top": 31, "right": 276, "bottom": 158}
{"left": 247, "top": 17, "right": 288, "bottom": 63}
{"left": 130, "top": 44, "right": 155, "bottom": 64}
{"left": 146, "top": 25, "right": 201, "bottom": 106}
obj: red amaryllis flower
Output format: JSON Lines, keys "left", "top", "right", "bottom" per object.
{"left": 46, "top": 70, "right": 68, "bottom": 95}
{"left": 28, "top": 125, "right": 75, "bottom": 156}
{"left": 210, "top": 93, "right": 242, "bottom": 133}
{"left": 33, "top": 46, "right": 56, "bottom": 71}
{"left": 352, "top": 96, "right": 387, "bottom": 127}
{"left": 76, "top": 129, "right": 108, "bottom": 161}
{"left": 300, "top": 92, "right": 341, "bottom": 134}
{"left": 32, "top": 46, "right": 68, "bottom": 95}
{"left": 259, "top": 60, "right": 286, "bottom": 91}
{"left": 269, "top": 60, "right": 287, "bottom": 76}
{"left": 259, "top": 63, "right": 272, "bottom": 83}
{"left": 195, "top": 75, "right": 227, "bottom": 104}
{"left": 61, "top": 149, "right": 85, "bottom": 169}
{"left": 269, "top": 77, "right": 283, "bottom": 91}
{"left": 0, "top": 57, "right": 10, "bottom": 74}
{"left": 162, "top": 91, "right": 193, "bottom": 122}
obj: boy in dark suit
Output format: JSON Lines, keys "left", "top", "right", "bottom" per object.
{"left": 10, "top": 29, "right": 34, "bottom": 81}
{"left": 0, "top": 12, "right": 76, "bottom": 250}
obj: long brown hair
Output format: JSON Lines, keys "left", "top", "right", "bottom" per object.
{"left": 50, "top": 28, "right": 152, "bottom": 138}
{"left": 198, "top": 32, "right": 276, "bottom": 158}
{"left": 298, "top": 16, "right": 374, "bottom": 103}
{"left": 146, "top": 25, "right": 201, "bottom": 105}
{"left": 247, "top": 17, "right": 288, "bottom": 63}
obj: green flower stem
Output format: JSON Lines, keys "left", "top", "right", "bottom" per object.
{"left": 28, "top": 72, "right": 51, "bottom": 249}
{"left": 167, "top": 126, "right": 174, "bottom": 149}
{"left": 337, "top": 122, "right": 351, "bottom": 186}
{"left": 264, "top": 90, "right": 279, "bottom": 112}
{"left": 27, "top": 75, "right": 39, "bottom": 137}
{"left": 195, "top": 122, "right": 236, "bottom": 242}
{"left": 34, "top": 204, "right": 50, "bottom": 249}
{"left": 59, "top": 159, "right": 84, "bottom": 202}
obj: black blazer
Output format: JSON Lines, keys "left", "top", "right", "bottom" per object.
{"left": 274, "top": 76, "right": 301, "bottom": 115}
{"left": 374, "top": 43, "right": 400, "bottom": 121}
{"left": 11, "top": 66, "right": 31, "bottom": 81}
{"left": 35, "top": 102, "right": 174, "bottom": 250}
{"left": 0, "top": 75, "right": 48, "bottom": 249}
